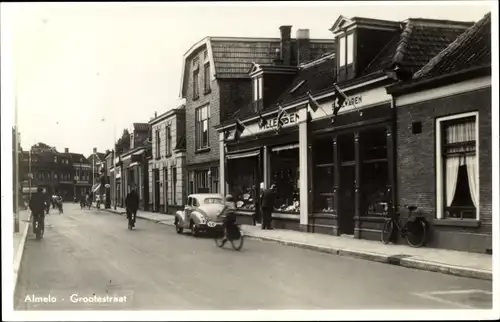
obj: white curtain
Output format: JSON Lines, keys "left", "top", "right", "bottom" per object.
{"left": 466, "top": 155, "right": 479, "bottom": 208}
{"left": 446, "top": 156, "right": 460, "bottom": 207}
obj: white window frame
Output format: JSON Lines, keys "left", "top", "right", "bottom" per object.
{"left": 347, "top": 34, "right": 354, "bottom": 65}
{"left": 435, "top": 111, "right": 480, "bottom": 220}
{"left": 195, "top": 105, "right": 210, "bottom": 150}
{"left": 339, "top": 36, "right": 346, "bottom": 67}
{"left": 253, "top": 76, "right": 263, "bottom": 101}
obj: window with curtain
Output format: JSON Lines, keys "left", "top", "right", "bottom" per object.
{"left": 195, "top": 105, "right": 210, "bottom": 150}
{"left": 441, "top": 116, "right": 477, "bottom": 219}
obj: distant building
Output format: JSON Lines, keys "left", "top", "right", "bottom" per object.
{"left": 115, "top": 123, "right": 151, "bottom": 209}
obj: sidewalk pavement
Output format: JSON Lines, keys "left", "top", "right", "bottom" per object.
{"left": 104, "top": 206, "right": 492, "bottom": 281}
{"left": 13, "top": 210, "right": 31, "bottom": 297}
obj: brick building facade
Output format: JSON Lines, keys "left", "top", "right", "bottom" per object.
{"left": 179, "top": 29, "right": 334, "bottom": 195}
{"left": 148, "top": 105, "right": 187, "bottom": 213}
{"left": 216, "top": 15, "right": 477, "bottom": 249}
{"left": 387, "top": 13, "right": 492, "bottom": 253}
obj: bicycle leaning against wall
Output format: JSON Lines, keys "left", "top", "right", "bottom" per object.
{"left": 381, "top": 205, "right": 428, "bottom": 248}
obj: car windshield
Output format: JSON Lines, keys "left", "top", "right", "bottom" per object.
{"left": 203, "top": 198, "right": 223, "bottom": 205}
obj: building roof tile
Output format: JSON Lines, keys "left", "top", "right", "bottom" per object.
{"left": 363, "top": 18, "right": 474, "bottom": 76}
{"left": 413, "top": 12, "right": 491, "bottom": 79}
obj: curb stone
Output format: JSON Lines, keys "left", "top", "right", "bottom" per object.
{"left": 104, "top": 209, "right": 492, "bottom": 281}
{"left": 13, "top": 221, "right": 30, "bottom": 298}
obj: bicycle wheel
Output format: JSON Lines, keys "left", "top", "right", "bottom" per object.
{"left": 404, "top": 220, "right": 427, "bottom": 248}
{"left": 381, "top": 219, "right": 394, "bottom": 244}
{"left": 230, "top": 228, "right": 244, "bottom": 251}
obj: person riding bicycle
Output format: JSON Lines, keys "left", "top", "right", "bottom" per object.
{"left": 218, "top": 195, "right": 239, "bottom": 244}
{"left": 125, "top": 188, "right": 140, "bottom": 228}
{"left": 29, "top": 187, "right": 46, "bottom": 234}
{"left": 56, "top": 193, "right": 64, "bottom": 213}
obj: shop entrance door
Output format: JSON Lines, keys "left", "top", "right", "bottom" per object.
{"left": 339, "top": 165, "right": 355, "bottom": 235}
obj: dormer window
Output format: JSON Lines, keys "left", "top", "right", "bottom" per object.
{"left": 253, "top": 76, "right": 263, "bottom": 102}
{"left": 338, "top": 33, "right": 354, "bottom": 68}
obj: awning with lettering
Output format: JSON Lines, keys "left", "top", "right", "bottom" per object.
{"left": 271, "top": 143, "right": 299, "bottom": 152}
{"left": 22, "top": 187, "right": 37, "bottom": 193}
{"left": 226, "top": 149, "right": 260, "bottom": 160}
{"left": 133, "top": 150, "right": 145, "bottom": 156}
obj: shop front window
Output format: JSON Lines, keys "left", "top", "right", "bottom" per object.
{"left": 228, "top": 158, "right": 258, "bottom": 211}
{"left": 270, "top": 145, "right": 300, "bottom": 213}
{"left": 313, "top": 137, "right": 335, "bottom": 213}
{"left": 360, "top": 127, "right": 389, "bottom": 216}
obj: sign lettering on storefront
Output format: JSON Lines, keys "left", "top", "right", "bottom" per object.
{"left": 341, "top": 95, "right": 363, "bottom": 108}
{"left": 258, "top": 113, "right": 299, "bottom": 130}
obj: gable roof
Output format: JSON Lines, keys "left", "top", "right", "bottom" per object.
{"left": 413, "top": 12, "right": 491, "bottom": 80}
{"left": 133, "top": 123, "right": 150, "bottom": 132}
{"left": 68, "top": 153, "right": 90, "bottom": 164}
{"left": 363, "top": 18, "right": 474, "bottom": 77}
{"left": 180, "top": 36, "right": 334, "bottom": 97}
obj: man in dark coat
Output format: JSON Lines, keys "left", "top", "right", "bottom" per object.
{"left": 29, "top": 187, "right": 47, "bottom": 234}
{"left": 260, "top": 183, "right": 277, "bottom": 230}
{"left": 125, "top": 188, "right": 140, "bottom": 228}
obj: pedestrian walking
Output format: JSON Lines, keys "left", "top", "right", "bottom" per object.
{"left": 125, "top": 188, "right": 140, "bottom": 229}
{"left": 261, "top": 183, "right": 277, "bottom": 230}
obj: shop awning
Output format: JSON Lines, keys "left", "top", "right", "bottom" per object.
{"left": 272, "top": 143, "right": 299, "bottom": 152}
{"left": 226, "top": 149, "right": 260, "bottom": 160}
{"left": 133, "top": 150, "right": 145, "bottom": 156}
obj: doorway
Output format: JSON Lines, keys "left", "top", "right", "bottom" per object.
{"left": 339, "top": 165, "right": 355, "bottom": 235}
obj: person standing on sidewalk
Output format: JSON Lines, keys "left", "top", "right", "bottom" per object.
{"left": 125, "top": 188, "right": 140, "bottom": 228}
{"left": 261, "top": 183, "right": 277, "bottom": 230}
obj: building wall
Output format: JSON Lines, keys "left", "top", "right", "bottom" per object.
{"left": 149, "top": 112, "right": 187, "bottom": 212}
{"left": 219, "top": 78, "right": 252, "bottom": 122}
{"left": 185, "top": 46, "right": 221, "bottom": 166}
{"left": 396, "top": 86, "right": 492, "bottom": 253}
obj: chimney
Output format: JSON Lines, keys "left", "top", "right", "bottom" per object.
{"left": 64, "top": 148, "right": 69, "bottom": 153}
{"left": 296, "top": 29, "right": 311, "bottom": 65}
{"left": 154, "top": 111, "right": 157, "bottom": 118}
{"left": 279, "top": 25, "right": 292, "bottom": 66}
{"left": 93, "top": 147, "right": 97, "bottom": 154}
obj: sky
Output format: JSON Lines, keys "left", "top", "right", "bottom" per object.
{"left": 2, "top": 1, "right": 494, "bottom": 155}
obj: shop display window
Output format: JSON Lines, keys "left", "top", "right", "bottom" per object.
{"left": 361, "top": 128, "right": 387, "bottom": 161}
{"left": 362, "top": 162, "right": 389, "bottom": 215}
{"left": 313, "top": 137, "right": 335, "bottom": 213}
{"left": 228, "top": 158, "right": 258, "bottom": 211}
{"left": 270, "top": 147, "right": 300, "bottom": 213}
